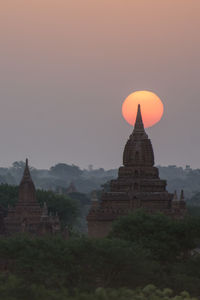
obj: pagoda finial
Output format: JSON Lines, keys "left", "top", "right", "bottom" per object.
{"left": 41, "top": 202, "right": 48, "bottom": 218}
{"left": 23, "top": 158, "right": 31, "bottom": 179}
{"left": 173, "top": 190, "right": 178, "bottom": 201}
{"left": 180, "top": 190, "right": 184, "bottom": 201}
{"left": 133, "top": 104, "right": 145, "bottom": 132}
{"left": 19, "top": 158, "right": 36, "bottom": 203}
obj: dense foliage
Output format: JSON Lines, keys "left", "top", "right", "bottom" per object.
{"left": 0, "top": 184, "right": 18, "bottom": 209}
{"left": 0, "top": 278, "right": 197, "bottom": 300}
{"left": 0, "top": 236, "right": 152, "bottom": 289}
{"left": 0, "top": 236, "right": 189, "bottom": 296}
{"left": 0, "top": 188, "right": 200, "bottom": 298}
{"left": 187, "top": 193, "right": 200, "bottom": 217}
{"left": 0, "top": 225, "right": 200, "bottom": 297}
{"left": 109, "top": 210, "right": 200, "bottom": 261}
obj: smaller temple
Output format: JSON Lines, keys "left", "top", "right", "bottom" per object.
{"left": 90, "top": 191, "right": 99, "bottom": 210}
{"left": 5, "top": 159, "right": 61, "bottom": 236}
{"left": 66, "top": 182, "right": 77, "bottom": 194}
{"left": 171, "top": 190, "right": 186, "bottom": 216}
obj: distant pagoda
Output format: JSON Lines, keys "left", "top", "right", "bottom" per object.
{"left": 66, "top": 182, "right": 77, "bottom": 194}
{"left": 87, "top": 104, "right": 186, "bottom": 238}
{"left": 5, "top": 159, "right": 61, "bottom": 236}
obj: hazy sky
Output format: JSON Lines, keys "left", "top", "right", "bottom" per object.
{"left": 0, "top": 0, "right": 200, "bottom": 169}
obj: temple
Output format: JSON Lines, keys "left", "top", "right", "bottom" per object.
{"left": 66, "top": 182, "right": 77, "bottom": 194}
{"left": 4, "top": 159, "right": 61, "bottom": 236}
{"left": 87, "top": 104, "right": 186, "bottom": 238}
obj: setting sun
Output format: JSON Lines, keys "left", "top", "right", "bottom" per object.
{"left": 122, "top": 90, "right": 164, "bottom": 128}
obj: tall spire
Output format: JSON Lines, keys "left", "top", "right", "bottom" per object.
{"left": 180, "top": 190, "right": 184, "bottom": 201}
{"left": 18, "top": 158, "right": 36, "bottom": 203}
{"left": 173, "top": 190, "right": 178, "bottom": 201}
{"left": 41, "top": 202, "right": 48, "bottom": 218}
{"left": 123, "top": 103, "right": 153, "bottom": 166}
{"left": 22, "top": 158, "right": 31, "bottom": 181}
{"left": 133, "top": 104, "right": 145, "bottom": 132}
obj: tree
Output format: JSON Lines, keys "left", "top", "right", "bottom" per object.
{"left": 36, "top": 190, "right": 80, "bottom": 229}
{"left": 0, "top": 235, "right": 200, "bottom": 296}
{"left": 0, "top": 236, "right": 154, "bottom": 290}
{"left": 50, "top": 163, "right": 82, "bottom": 180}
{"left": 0, "top": 184, "right": 18, "bottom": 208}
{"left": 109, "top": 210, "right": 200, "bottom": 262}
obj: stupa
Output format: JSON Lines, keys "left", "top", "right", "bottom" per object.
{"left": 87, "top": 105, "right": 186, "bottom": 237}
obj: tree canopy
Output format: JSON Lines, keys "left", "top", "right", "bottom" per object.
{"left": 0, "top": 235, "right": 200, "bottom": 298}
{"left": 109, "top": 210, "right": 200, "bottom": 261}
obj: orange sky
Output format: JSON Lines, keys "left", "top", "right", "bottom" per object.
{"left": 0, "top": 0, "right": 200, "bottom": 168}
{"left": 122, "top": 91, "right": 164, "bottom": 128}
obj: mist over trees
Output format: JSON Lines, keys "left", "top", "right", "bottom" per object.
{"left": 0, "top": 161, "right": 117, "bottom": 194}
{"left": 1, "top": 161, "right": 200, "bottom": 201}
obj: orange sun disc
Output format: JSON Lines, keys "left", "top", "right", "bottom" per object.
{"left": 122, "top": 90, "right": 164, "bottom": 128}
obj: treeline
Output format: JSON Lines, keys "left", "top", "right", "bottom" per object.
{"left": 0, "top": 211, "right": 200, "bottom": 299}
{"left": 158, "top": 165, "right": 200, "bottom": 199}
{"left": 1, "top": 161, "right": 200, "bottom": 199}
{"left": 0, "top": 161, "right": 117, "bottom": 194}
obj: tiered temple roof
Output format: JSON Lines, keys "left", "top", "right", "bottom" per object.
{"left": 5, "top": 159, "right": 60, "bottom": 236}
{"left": 87, "top": 104, "right": 186, "bottom": 238}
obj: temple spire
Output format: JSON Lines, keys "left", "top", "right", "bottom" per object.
{"left": 172, "top": 190, "right": 178, "bottom": 201}
{"left": 180, "top": 190, "right": 184, "bottom": 201}
{"left": 133, "top": 104, "right": 145, "bottom": 133}
{"left": 18, "top": 158, "right": 36, "bottom": 203}
{"left": 41, "top": 202, "right": 48, "bottom": 218}
{"left": 23, "top": 158, "right": 31, "bottom": 180}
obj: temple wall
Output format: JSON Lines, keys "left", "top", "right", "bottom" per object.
{"left": 88, "top": 220, "right": 113, "bottom": 238}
